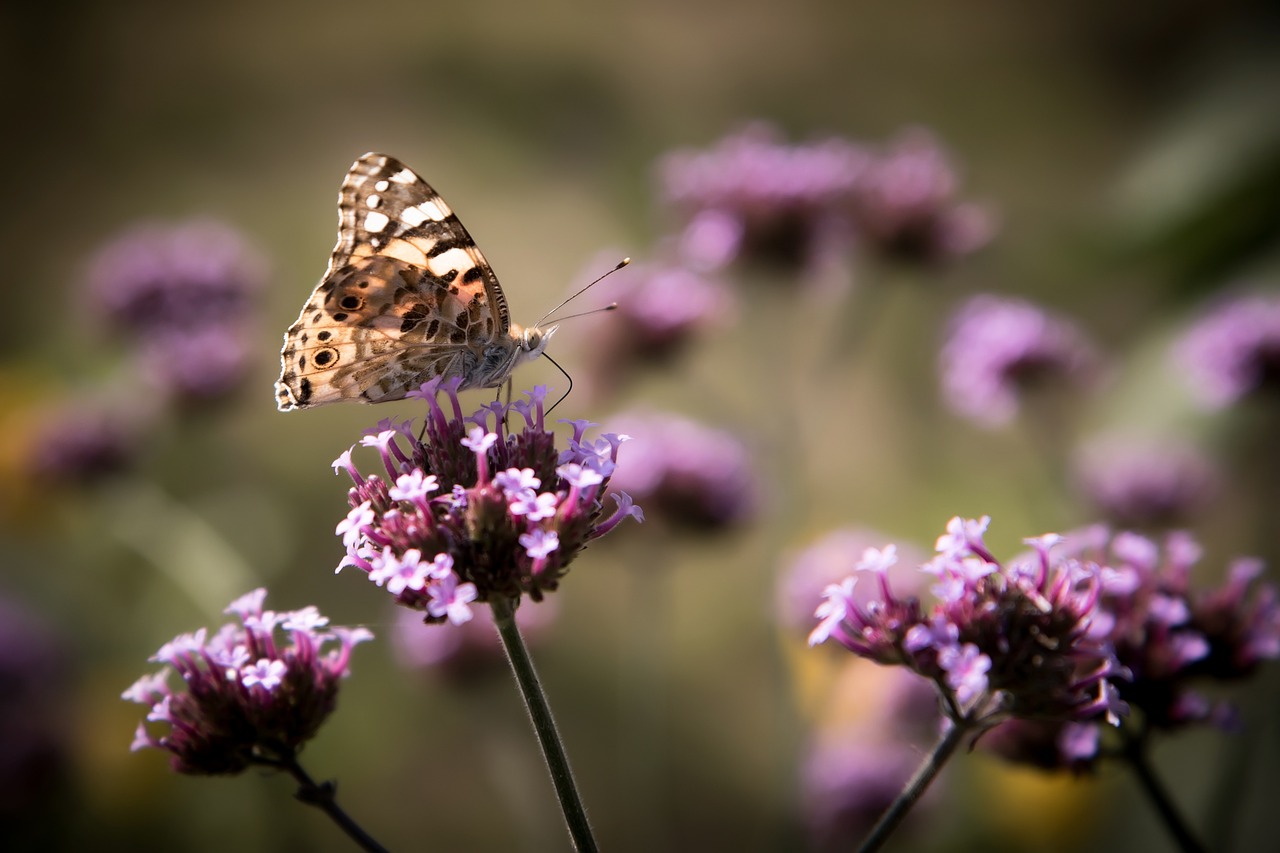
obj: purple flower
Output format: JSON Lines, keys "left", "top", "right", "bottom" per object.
{"left": 333, "top": 379, "right": 641, "bottom": 616}
{"left": 984, "top": 529, "right": 1279, "bottom": 770}
{"left": 810, "top": 515, "right": 1128, "bottom": 727}
{"left": 604, "top": 409, "right": 758, "bottom": 532}
{"left": 26, "top": 401, "right": 139, "bottom": 485}
{"left": 1175, "top": 290, "right": 1280, "bottom": 408}
{"left": 777, "top": 527, "right": 929, "bottom": 633}
{"left": 1073, "top": 435, "right": 1219, "bottom": 528}
{"left": 123, "top": 589, "right": 372, "bottom": 775}
{"left": 567, "top": 255, "right": 733, "bottom": 399}
{"left": 658, "top": 123, "right": 870, "bottom": 272}
{"left": 849, "top": 128, "right": 995, "bottom": 264}
{"left": 940, "top": 295, "right": 1100, "bottom": 428}
{"left": 84, "top": 219, "right": 266, "bottom": 402}
{"left": 390, "top": 595, "right": 560, "bottom": 676}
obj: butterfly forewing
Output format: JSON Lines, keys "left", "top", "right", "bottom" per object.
{"left": 275, "top": 153, "right": 535, "bottom": 411}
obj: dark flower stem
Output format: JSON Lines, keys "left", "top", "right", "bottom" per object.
{"left": 265, "top": 753, "right": 389, "bottom": 853}
{"left": 492, "top": 595, "right": 599, "bottom": 853}
{"left": 857, "top": 717, "right": 969, "bottom": 853}
{"left": 1121, "top": 731, "right": 1207, "bottom": 853}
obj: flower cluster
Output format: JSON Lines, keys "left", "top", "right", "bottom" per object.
{"left": 1072, "top": 436, "right": 1219, "bottom": 528}
{"left": 86, "top": 219, "right": 266, "bottom": 402}
{"left": 123, "top": 589, "right": 372, "bottom": 775}
{"left": 940, "top": 294, "right": 1099, "bottom": 428}
{"left": 809, "top": 516, "right": 1129, "bottom": 730}
{"left": 604, "top": 409, "right": 758, "bottom": 532}
{"left": 657, "top": 123, "right": 992, "bottom": 273}
{"left": 987, "top": 528, "right": 1279, "bottom": 770}
{"left": 1175, "top": 290, "right": 1280, "bottom": 408}
{"left": 27, "top": 401, "right": 139, "bottom": 485}
{"left": 333, "top": 379, "right": 642, "bottom": 620}
{"left": 569, "top": 256, "right": 732, "bottom": 398}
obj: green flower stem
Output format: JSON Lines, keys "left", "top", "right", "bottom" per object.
{"left": 1122, "top": 731, "right": 1207, "bottom": 853}
{"left": 492, "top": 596, "right": 598, "bottom": 853}
{"left": 264, "top": 753, "right": 389, "bottom": 853}
{"left": 857, "top": 718, "right": 970, "bottom": 853}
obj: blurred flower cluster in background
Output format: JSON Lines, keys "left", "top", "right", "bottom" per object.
{"left": 3, "top": 1, "right": 1280, "bottom": 851}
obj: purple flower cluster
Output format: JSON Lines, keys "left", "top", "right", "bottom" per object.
{"left": 940, "top": 294, "right": 1099, "bottom": 428}
{"left": 810, "top": 516, "right": 1129, "bottom": 729}
{"left": 657, "top": 123, "right": 992, "bottom": 273}
{"left": 123, "top": 589, "right": 372, "bottom": 775}
{"left": 570, "top": 256, "right": 732, "bottom": 397}
{"left": 333, "top": 379, "right": 642, "bottom": 618}
{"left": 27, "top": 401, "right": 139, "bottom": 485}
{"left": 1073, "top": 436, "right": 1219, "bottom": 528}
{"left": 604, "top": 409, "right": 758, "bottom": 531}
{"left": 1175, "top": 291, "right": 1280, "bottom": 408}
{"left": 86, "top": 219, "right": 266, "bottom": 402}
{"left": 986, "top": 527, "right": 1279, "bottom": 770}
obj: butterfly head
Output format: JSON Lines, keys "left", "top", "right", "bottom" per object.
{"left": 515, "top": 323, "right": 557, "bottom": 360}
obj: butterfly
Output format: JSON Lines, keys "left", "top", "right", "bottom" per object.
{"left": 275, "top": 153, "right": 557, "bottom": 411}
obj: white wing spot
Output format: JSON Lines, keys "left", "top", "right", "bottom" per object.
{"left": 427, "top": 247, "right": 470, "bottom": 277}
{"left": 374, "top": 180, "right": 390, "bottom": 192}
{"left": 389, "top": 169, "right": 417, "bottom": 184}
{"left": 366, "top": 194, "right": 381, "bottom": 209}
{"left": 400, "top": 206, "right": 428, "bottom": 227}
{"left": 419, "top": 199, "right": 450, "bottom": 220}
{"left": 364, "top": 211, "right": 390, "bottom": 232}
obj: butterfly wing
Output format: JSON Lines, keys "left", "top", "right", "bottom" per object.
{"left": 275, "top": 153, "right": 515, "bottom": 411}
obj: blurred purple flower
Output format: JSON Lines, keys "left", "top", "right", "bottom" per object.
{"left": 1175, "top": 291, "right": 1280, "bottom": 408}
{"left": 605, "top": 409, "right": 758, "bottom": 531}
{"left": 123, "top": 589, "right": 372, "bottom": 775}
{"left": 850, "top": 128, "right": 995, "bottom": 264}
{"left": 803, "top": 733, "right": 923, "bottom": 847}
{"left": 334, "top": 379, "right": 641, "bottom": 616}
{"left": 0, "top": 594, "right": 70, "bottom": 823}
{"left": 27, "top": 401, "right": 139, "bottom": 485}
{"left": 940, "top": 294, "right": 1100, "bottom": 428}
{"left": 85, "top": 219, "right": 266, "bottom": 402}
{"left": 810, "top": 516, "right": 1129, "bottom": 729}
{"left": 391, "top": 595, "right": 559, "bottom": 676}
{"left": 658, "top": 123, "right": 870, "bottom": 272}
{"left": 1073, "top": 435, "right": 1219, "bottom": 528}
{"left": 778, "top": 527, "right": 928, "bottom": 632}
{"left": 569, "top": 255, "right": 732, "bottom": 398}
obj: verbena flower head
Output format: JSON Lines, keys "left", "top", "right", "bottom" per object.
{"left": 1073, "top": 435, "right": 1219, "bottom": 528}
{"left": 123, "top": 589, "right": 372, "bottom": 775}
{"left": 1175, "top": 291, "right": 1280, "bottom": 408}
{"left": 940, "top": 295, "right": 1100, "bottom": 428}
{"left": 985, "top": 528, "right": 1279, "bottom": 770}
{"left": 658, "top": 123, "right": 870, "bottom": 272}
{"left": 27, "top": 401, "right": 139, "bottom": 485}
{"left": 334, "top": 379, "right": 642, "bottom": 619}
{"left": 809, "top": 516, "right": 1129, "bottom": 730}
{"left": 850, "top": 128, "right": 995, "bottom": 264}
{"left": 570, "top": 255, "right": 732, "bottom": 398}
{"left": 604, "top": 409, "right": 757, "bottom": 531}
{"left": 85, "top": 219, "right": 266, "bottom": 401}
{"left": 778, "top": 527, "right": 928, "bottom": 632}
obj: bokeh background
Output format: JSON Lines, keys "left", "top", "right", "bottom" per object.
{"left": 3, "top": 1, "right": 1280, "bottom": 850}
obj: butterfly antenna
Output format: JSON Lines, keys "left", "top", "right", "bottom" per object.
{"left": 542, "top": 353, "right": 574, "bottom": 415}
{"left": 536, "top": 258, "right": 630, "bottom": 327}
{"left": 546, "top": 303, "right": 618, "bottom": 324}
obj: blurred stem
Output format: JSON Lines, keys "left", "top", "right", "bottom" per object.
{"left": 492, "top": 595, "right": 598, "bottom": 853}
{"left": 1121, "top": 729, "right": 1207, "bottom": 853}
{"left": 257, "top": 753, "right": 388, "bottom": 853}
{"left": 857, "top": 717, "right": 969, "bottom": 853}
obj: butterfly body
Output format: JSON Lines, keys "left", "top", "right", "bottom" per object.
{"left": 275, "top": 153, "right": 554, "bottom": 411}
